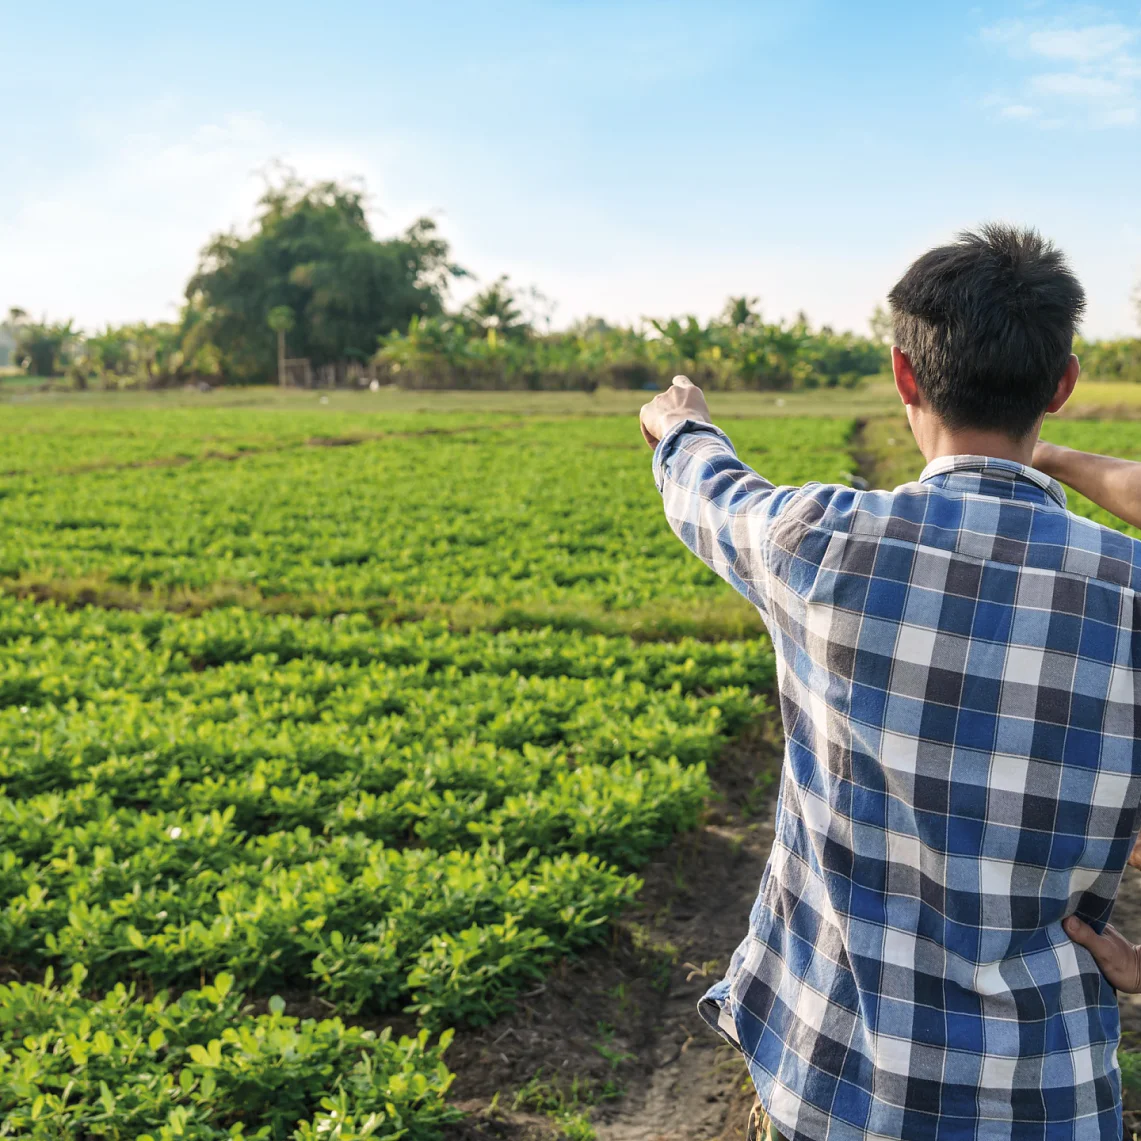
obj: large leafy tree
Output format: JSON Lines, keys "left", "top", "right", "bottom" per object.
{"left": 186, "top": 173, "right": 464, "bottom": 382}
{"left": 12, "top": 316, "right": 76, "bottom": 377}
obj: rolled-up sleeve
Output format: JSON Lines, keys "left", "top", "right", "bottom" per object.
{"left": 653, "top": 419, "right": 804, "bottom": 617}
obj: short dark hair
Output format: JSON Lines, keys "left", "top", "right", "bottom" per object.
{"left": 887, "top": 224, "right": 1086, "bottom": 437}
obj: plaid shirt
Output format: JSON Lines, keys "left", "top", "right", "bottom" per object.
{"left": 653, "top": 421, "right": 1141, "bottom": 1141}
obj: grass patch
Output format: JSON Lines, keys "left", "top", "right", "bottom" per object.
{"left": 1, "top": 574, "right": 767, "bottom": 642}
{"left": 0, "top": 379, "right": 904, "bottom": 417}
{"left": 854, "top": 415, "right": 923, "bottom": 490}
{"left": 1122, "top": 1045, "right": 1141, "bottom": 1104}
{"left": 512, "top": 1069, "right": 625, "bottom": 1141}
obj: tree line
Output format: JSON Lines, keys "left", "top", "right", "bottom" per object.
{"left": 6, "top": 174, "right": 1140, "bottom": 391}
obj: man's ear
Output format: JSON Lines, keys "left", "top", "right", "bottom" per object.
{"left": 1045, "top": 354, "right": 1080, "bottom": 415}
{"left": 892, "top": 346, "right": 920, "bottom": 407}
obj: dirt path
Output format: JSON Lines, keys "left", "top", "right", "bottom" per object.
{"left": 591, "top": 783, "right": 774, "bottom": 1141}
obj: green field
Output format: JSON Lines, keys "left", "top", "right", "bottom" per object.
{"left": 4, "top": 389, "right": 1141, "bottom": 1138}
{"left": 0, "top": 396, "right": 803, "bottom": 1139}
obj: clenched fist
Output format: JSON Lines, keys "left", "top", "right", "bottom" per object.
{"left": 639, "top": 376, "right": 712, "bottom": 449}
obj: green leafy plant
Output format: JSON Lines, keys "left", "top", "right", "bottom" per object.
{"left": 0, "top": 966, "right": 458, "bottom": 1139}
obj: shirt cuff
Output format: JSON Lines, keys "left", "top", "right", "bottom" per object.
{"left": 652, "top": 418, "right": 736, "bottom": 493}
{"left": 697, "top": 978, "right": 741, "bottom": 1050}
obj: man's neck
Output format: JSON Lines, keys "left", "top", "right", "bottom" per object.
{"left": 920, "top": 427, "right": 1035, "bottom": 468}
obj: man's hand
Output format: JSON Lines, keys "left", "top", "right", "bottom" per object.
{"left": 1064, "top": 916, "right": 1141, "bottom": 993}
{"left": 640, "top": 376, "right": 712, "bottom": 450}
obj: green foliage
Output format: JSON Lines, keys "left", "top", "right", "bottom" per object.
{"left": 1074, "top": 336, "right": 1141, "bottom": 384}
{"left": 1041, "top": 420, "right": 1141, "bottom": 537}
{"left": 186, "top": 174, "right": 463, "bottom": 382}
{"left": 462, "top": 276, "right": 532, "bottom": 339}
{"left": 376, "top": 307, "right": 887, "bottom": 392}
{"left": 512, "top": 1070, "right": 620, "bottom": 1141}
{"left": 1120, "top": 1046, "right": 1141, "bottom": 1104}
{"left": 75, "top": 320, "right": 219, "bottom": 389}
{"left": 0, "top": 965, "right": 458, "bottom": 1139}
{"left": 0, "top": 405, "right": 821, "bottom": 1130}
{"left": 11, "top": 167, "right": 1141, "bottom": 392}
{"left": 0, "top": 415, "right": 855, "bottom": 612}
{"left": 407, "top": 916, "right": 554, "bottom": 1027}
{"left": 267, "top": 307, "right": 296, "bottom": 335}
{"left": 0, "top": 595, "right": 768, "bottom": 1015}
{"left": 12, "top": 317, "right": 77, "bottom": 378}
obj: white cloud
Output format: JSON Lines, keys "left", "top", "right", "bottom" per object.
{"left": 1027, "top": 23, "right": 1136, "bottom": 63}
{"left": 1030, "top": 71, "right": 1127, "bottom": 98}
{"left": 999, "top": 103, "right": 1038, "bottom": 119}
{"left": 0, "top": 106, "right": 433, "bottom": 330}
{"left": 980, "top": 13, "right": 1141, "bottom": 128}
{"left": 1100, "top": 105, "right": 1139, "bottom": 125}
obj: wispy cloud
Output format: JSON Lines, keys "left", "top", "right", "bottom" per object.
{"left": 0, "top": 104, "right": 430, "bottom": 330}
{"left": 980, "top": 12, "right": 1141, "bottom": 127}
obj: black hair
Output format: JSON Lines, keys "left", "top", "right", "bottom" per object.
{"left": 887, "top": 224, "right": 1086, "bottom": 437}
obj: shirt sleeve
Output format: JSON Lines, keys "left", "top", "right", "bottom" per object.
{"left": 652, "top": 419, "right": 804, "bottom": 617}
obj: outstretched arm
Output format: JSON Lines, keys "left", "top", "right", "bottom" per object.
{"left": 641, "top": 377, "right": 805, "bottom": 616}
{"left": 1033, "top": 441, "right": 1141, "bottom": 530}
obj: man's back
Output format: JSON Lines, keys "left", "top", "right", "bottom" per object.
{"left": 655, "top": 428, "right": 1141, "bottom": 1140}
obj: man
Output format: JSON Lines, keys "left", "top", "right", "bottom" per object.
{"left": 640, "top": 225, "right": 1141, "bottom": 1141}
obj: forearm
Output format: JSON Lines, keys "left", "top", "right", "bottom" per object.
{"left": 1037, "top": 444, "right": 1141, "bottom": 529}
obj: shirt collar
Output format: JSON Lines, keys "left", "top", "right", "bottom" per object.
{"left": 918, "top": 454, "right": 1067, "bottom": 510}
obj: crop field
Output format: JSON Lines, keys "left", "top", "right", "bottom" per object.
{"left": 0, "top": 401, "right": 846, "bottom": 1140}
{"left": 4, "top": 394, "right": 1141, "bottom": 1139}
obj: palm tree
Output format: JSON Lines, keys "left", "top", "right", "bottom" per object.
{"left": 722, "top": 296, "right": 761, "bottom": 329}
{"left": 267, "top": 306, "right": 296, "bottom": 386}
{"left": 463, "top": 277, "right": 528, "bottom": 338}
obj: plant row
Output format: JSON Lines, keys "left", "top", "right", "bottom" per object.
{"left": 0, "top": 602, "right": 767, "bottom": 1023}
{"left": 0, "top": 965, "right": 457, "bottom": 1140}
{"left": 0, "top": 416, "right": 855, "bottom": 612}
{"left": 0, "top": 596, "right": 774, "bottom": 704}
{"left": 0, "top": 405, "right": 499, "bottom": 476}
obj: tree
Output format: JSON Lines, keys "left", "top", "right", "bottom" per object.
{"left": 15, "top": 318, "right": 76, "bottom": 377}
{"left": 722, "top": 296, "right": 761, "bottom": 329}
{"left": 186, "top": 172, "right": 465, "bottom": 382}
{"left": 267, "top": 306, "right": 295, "bottom": 387}
{"left": 649, "top": 315, "right": 710, "bottom": 363}
{"left": 566, "top": 316, "right": 613, "bottom": 338}
{"left": 462, "top": 276, "right": 530, "bottom": 339}
{"left": 869, "top": 304, "right": 893, "bottom": 345}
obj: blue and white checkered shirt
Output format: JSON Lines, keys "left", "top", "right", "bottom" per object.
{"left": 654, "top": 421, "right": 1141, "bottom": 1141}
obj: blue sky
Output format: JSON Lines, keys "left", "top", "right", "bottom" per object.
{"left": 4, "top": 1, "right": 1141, "bottom": 337}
